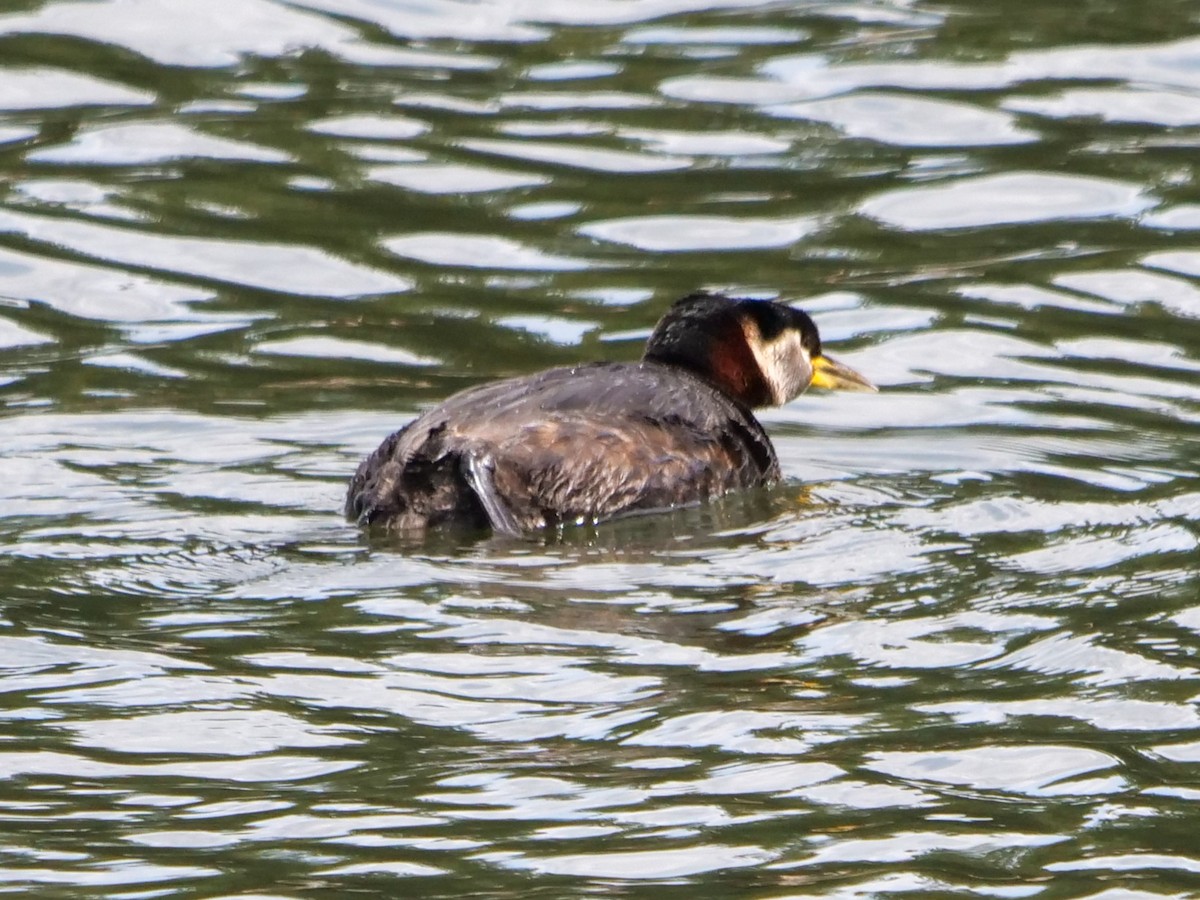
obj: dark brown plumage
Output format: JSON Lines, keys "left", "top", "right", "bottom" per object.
{"left": 346, "top": 292, "right": 874, "bottom": 535}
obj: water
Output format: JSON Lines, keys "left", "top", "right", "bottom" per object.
{"left": 1, "top": 0, "right": 1198, "bottom": 896}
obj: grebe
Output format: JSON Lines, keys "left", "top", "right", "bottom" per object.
{"left": 346, "top": 291, "right": 874, "bottom": 534}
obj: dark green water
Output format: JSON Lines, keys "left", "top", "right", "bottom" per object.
{"left": 1, "top": 1, "right": 1198, "bottom": 896}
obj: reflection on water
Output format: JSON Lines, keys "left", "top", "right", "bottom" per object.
{"left": 1, "top": 0, "right": 1199, "bottom": 895}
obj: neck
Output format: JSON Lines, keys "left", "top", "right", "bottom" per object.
{"left": 644, "top": 315, "right": 773, "bottom": 408}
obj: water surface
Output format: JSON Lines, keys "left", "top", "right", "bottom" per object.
{"left": 1, "top": 0, "right": 1198, "bottom": 896}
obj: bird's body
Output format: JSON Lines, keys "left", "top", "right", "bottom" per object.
{"left": 347, "top": 360, "right": 778, "bottom": 533}
{"left": 346, "top": 292, "right": 874, "bottom": 535}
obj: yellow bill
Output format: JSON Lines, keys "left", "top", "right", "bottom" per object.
{"left": 810, "top": 354, "right": 877, "bottom": 392}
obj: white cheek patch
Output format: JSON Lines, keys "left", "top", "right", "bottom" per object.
{"left": 743, "top": 322, "right": 812, "bottom": 406}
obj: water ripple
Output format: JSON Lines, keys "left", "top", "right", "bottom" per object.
{"left": 867, "top": 746, "right": 1124, "bottom": 797}
{"left": 383, "top": 233, "right": 594, "bottom": 270}
{"left": 27, "top": 122, "right": 293, "bottom": 166}
{"left": 580, "top": 214, "right": 819, "bottom": 252}
{"left": 0, "top": 67, "right": 154, "bottom": 109}
{"left": 0, "top": 0, "right": 366, "bottom": 66}
{"left": 0, "top": 209, "right": 408, "bottom": 298}
{"left": 368, "top": 162, "right": 548, "bottom": 194}
{"left": 861, "top": 172, "right": 1153, "bottom": 230}
{"left": 462, "top": 138, "right": 687, "bottom": 173}
{"left": 771, "top": 93, "right": 1034, "bottom": 147}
